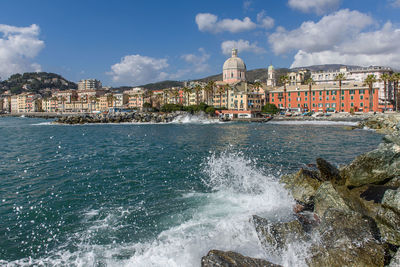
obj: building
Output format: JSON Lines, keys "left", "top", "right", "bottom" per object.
{"left": 10, "top": 95, "right": 18, "bottom": 113}
{"left": 223, "top": 49, "right": 246, "bottom": 84}
{"left": 269, "top": 82, "right": 379, "bottom": 113}
{"left": 125, "top": 87, "right": 147, "bottom": 109}
{"left": 267, "top": 65, "right": 276, "bottom": 87}
{"left": 288, "top": 69, "right": 310, "bottom": 86}
{"left": 311, "top": 66, "right": 393, "bottom": 108}
{"left": 78, "top": 79, "right": 102, "bottom": 91}
{"left": 113, "top": 93, "right": 129, "bottom": 108}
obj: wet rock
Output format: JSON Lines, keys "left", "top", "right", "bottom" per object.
{"left": 201, "top": 250, "right": 282, "bottom": 267}
{"left": 313, "top": 182, "right": 352, "bottom": 218}
{"left": 316, "top": 158, "right": 342, "bottom": 184}
{"left": 389, "top": 249, "right": 400, "bottom": 267}
{"left": 341, "top": 141, "right": 400, "bottom": 187}
{"left": 252, "top": 215, "right": 307, "bottom": 251}
{"left": 383, "top": 188, "right": 400, "bottom": 212}
{"left": 307, "top": 209, "right": 384, "bottom": 267}
{"left": 280, "top": 169, "right": 321, "bottom": 205}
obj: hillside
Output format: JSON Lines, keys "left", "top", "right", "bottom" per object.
{"left": 0, "top": 72, "right": 77, "bottom": 96}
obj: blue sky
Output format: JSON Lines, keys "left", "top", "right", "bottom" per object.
{"left": 1, "top": 0, "right": 400, "bottom": 86}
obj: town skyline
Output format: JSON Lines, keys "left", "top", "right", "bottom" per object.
{"left": 1, "top": 0, "right": 400, "bottom": 86}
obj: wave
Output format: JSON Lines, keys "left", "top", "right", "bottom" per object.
{"left": 170, "top": 114, "right": 223, "bottom": 124}
{"left": 1, "top": 151, "right": 309, "bottom": 267}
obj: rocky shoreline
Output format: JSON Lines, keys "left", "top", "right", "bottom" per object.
{"left": 201, "top": 114, "right": 400, "bottom": 267}
{"left": 53, "top": 111, "right": 188, "bottom": 124}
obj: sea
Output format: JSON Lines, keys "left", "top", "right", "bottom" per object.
{"left": 0, "top": 115, "right": 383, "bottom": 267}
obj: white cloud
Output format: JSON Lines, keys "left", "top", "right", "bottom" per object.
{"left": 391, "top": 0, "right": 400, "bottom": 7}
{"left": 290, "top": 22, "right": 400, "bottom": 68}
{"left": 0, "top": 24, "right": 44, "bottom": 79}
{"left": 288, "top": 0, "right": 341, "bottom": 15}
{"left": 108, "top": 55, "right": 169, "bottom": 85}
{"left": 257, "top": 10, "right": 275, "bottom": 29}
{"left": 221, "top": 39, "right": 266, "bottom": 55}
{"left": 195, "top": 13, "right": 257, "bottom": 34}
{"left": 181, "top": 48, "right": 210, "bottom": 73}
{"left": 268, "top": 9, "right": 373, "bottom": 55}
{"left": 243, "top": 0, "right": 252, "bottom": 11}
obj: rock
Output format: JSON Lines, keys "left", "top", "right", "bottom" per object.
{"left": 280, "top": 169, "right": 321, "bottom": 205}
{"left": 341, "top": 142, "right": 400, "bottom": 187}
{"left": 389, "top": 249, "right": 400, "bottom": 267}
{"left": 201, "top": 250, "right": 281, "bottom": 267}
{"left": 383, "top": 188, "right": 400, "bottom": 212}
{"left": 383, "top": 132, "right": 400, "bottom": 146}
{"left": 307, "top": 209, "right": 385, "bottom": 267}
{"left": 252, "top": 215, "right": 307, "bottom": 251}
{"left": 316, "top": 158, "right": 342, "bottom": 184}
{"left": 384, "top": 176, "right": 400, "bottom": 187}
{"left": 313, "top": 182, "right": 352, "bottom": 218}
{"left": 374, "top": 204, "right": 400, "bottom": 245}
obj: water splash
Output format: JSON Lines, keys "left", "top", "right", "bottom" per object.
{"left": 171, "top": 114, "right": 222, "bottom": 124}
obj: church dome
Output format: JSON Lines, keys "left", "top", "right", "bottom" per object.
{"left": 223, "top": 49, "right": 246, "bottom": 71}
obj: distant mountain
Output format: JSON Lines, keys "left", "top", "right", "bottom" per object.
{"left": 0, "top": 72, "right": 77, "bottom": 96}
{"left": 139, "top": 80, "right": 184, "bottom": 90}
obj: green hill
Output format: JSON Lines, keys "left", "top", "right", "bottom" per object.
{"left": 0, "top": 72, "right": 77, "bottom": 95}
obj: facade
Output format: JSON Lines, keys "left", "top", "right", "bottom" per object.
{"left": 125, "top": 87, "right": 147, "bottom": 109}
{"left": 114, "top": 93, "right": 129, "bottom": 108}
{"left": 288, "top": 69, "right": 310, "bottom": 86}
{"left": 311, "top": 66, "right": 393, "bottom": 108}
{"left": 267, "top": 65, "right": 276, "bottom": 87}
{"left": 223, "top": 49, "right": 246, "bottom": 84}
{"left": 269, "top": 82, "right": 379, "bottom": 113}
{"left": 78, "top": 79, "right": 102, "bottom": 90}
{"left": 10, "top": 96, "right": 18, "bottom": 113}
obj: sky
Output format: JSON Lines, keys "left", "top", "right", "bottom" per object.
{"left": 1, "top": 0, "right": 400, "bottom": 86}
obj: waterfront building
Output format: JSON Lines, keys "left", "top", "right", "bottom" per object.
{"left": 125, "top": 87, "right": 147, "bottom": 109}
{"left": 14, "top": 93, "right": 42, "bottom": 113}
{"left": 223, "top": 49, "right": 246, "bottom": 84}
{"left": 42, "top": 97, "right": 59, "bottom": 113}
{"left": 311, "top": 66, "right": 393, "bottom": 109}
{"left": 0, "top": 98, "right": 3, "bottom": 111}
{"left": 10, "top": 96, "right": 18, "bottom": 113}
{"left": 287, "top": 69, "right": 310, "bottom": 86}
{"left": 113, "top": 93, "right": 129, "bottom": 108}
{"left": 269, "top": 82, "right": 379, "bottom": 113}
{"left": 78, "top": 79, "right": 102, "bottom": 90}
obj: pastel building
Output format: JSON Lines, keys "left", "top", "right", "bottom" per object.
{"left": 269, "top": 82, "right": 379, "bottom": 113}
{"left": 78, "top": 79, "right": 102, "bottom": 90}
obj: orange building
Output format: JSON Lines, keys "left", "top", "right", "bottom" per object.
{"left": 269, "top": 82, "right": 379, "bottom": 113}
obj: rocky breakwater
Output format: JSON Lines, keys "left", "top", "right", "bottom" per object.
{"left": 202, "top": 129, "right": 400, "bottom": 266}
{"left": 358, "top": 113, "right": 400, "bottom": 134}
{"left": 53, "top": 111, "right": 184, "bottom": 124}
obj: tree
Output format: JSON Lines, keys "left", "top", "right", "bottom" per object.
{"left": 89, "top": 95, "right": 97, "bottom": 112}
{"left": 207, "top": 80, "right": 216, "bottom": 106}
{"left": 60, "top": 96, "right": 67, "bottom": 113}
{"left": 380, "top": 73, "right": 390, "bottom": 111}
{"left": 279, "top": 75, "right": 289, "bottom": 110}
{"left": 224, "top": 84, "right": 232, "bottom": 110}
{"left": 194, "top": 85, "right": 202, "bottom": 105}
{"left": 365, "top": 74, "right": 377, "bottom": 112}
{"left": 262, "top": 103, "right": 279, "bottom": 114}
{"left": 183, "top": 86, "right": 192, "bottom": 106}
{"left": 305, "top": 78, "right": 314, "bottom": 111}
{"left": 391, "top": 73, "right": 400, "bottom": 111}
{"left": 217, "top": 86, "right": 225, "bottom": 108}
{"left": 335, "top": 73, "right": 346, "bottom": 112}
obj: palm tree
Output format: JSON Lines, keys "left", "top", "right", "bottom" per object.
{"left": 365, "top": 74, "right": 377, "bottom": 112}
{"left": 89, "top": 95, "right": 97, "bottom": 112}
{"left": 217, "top": 86, "right": 225, "bottom": 108}
{"left": 194, "top": 85, "right": 202, "bottom": 105}
{"left": 106, "top": 94, "right": 114, "bottom": 109}
{"left": 335, "top": 73, "right": 346, "bottom": 112}
{"left": 60, "top": 96, "right": 67, "bottom": 113}
{"left": 305, "top": 78, "right": 314, "bottom": 111}
{"left": 51, "top": 96, "right": 58, "bottom": 112}
{"left": 391, "top": 73, "right": 400, "bottom": 111}
{"left": 183, "top": 86, "right": 191, "bottom": 106}
{"left": 207, "top": 80, "right": 216, "bottom": 105}
{"left": 279, "top": 75, "right": 289, "bottom": 110}
{"left": 172, "top": 88, "right": 180, "bottom": 104}
{"left": 224, "top": 84, "right": 232, "bottom": 110}
{"left": 380, "top": 73, "right": 390, "bottom": 111}
{"left": 146, "top": 90, "right": 154, "bottom": 107}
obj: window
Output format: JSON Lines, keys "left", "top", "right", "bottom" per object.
{"left": 332, "top": 103, "right": 336, "bottom": 107}
{"left": 332, "top": 96, "right": 336, "bottom": 100}
{"left": 360, "top": 103, "right": 363, "bottom": 107}
{"left": 360, "top": 95, "right": 364, "bottom": 100}
{"left": 351, "top": 96, "right": 354, "bottom": 100}
{"left": 342, "top": 91, "right": 345, "bottom": 95}
{"left": 288, "top": 92, "right": 291, "bottom": 96}
{"left": 341, "top": 103, "right": 344, "bottom": 107}
{"left": 272, "top": 98, "right": 274, "bottom": 102}
{"left": 313, "top": 103, "right": 316, "bottom": 107}
{"left": 231, "top": 73, "right": 233, "bottom": 78}
{"left": 351, "top": 103, "right": 354, "bottom": 107}
{"left": 360, "top": 89, "right": 365, "bottom": 94}
{"left": 326, "top": 97, "right": 329, "bottom": 100}
{"left": 313, "top": 97, "right": 315, "bottom": 101}
{"left": 319, "top": 97, "right": 322, "bottom": 101}
{"left": 288, "top": 98, "right": 291, "bottom": 102}
{"left": 318, "top": 103, "right": 323, "bottom": 107}
{"left": 319, "top": 91, "right": 322, "bottom": 96}
{"left": 297, "top": 92, "right": 300, "bottom": 96}
{"left": 341, "top": 96, "right": 344, "bottom": 100}
{"left": 326, "top": 103, "right": 330, "bottom": 107}
{"left": 305, "top": 92, "right": 308, "bottom": 96}
{"left": 313, "top": 92, "right": 315, "bottom": 96}
{"left": 326, "top": 91, "right": 329, "bottom": 95}
{"left": 297, "top": 104, "right": 300, "bottom": 107}
{"left": 297, "top": 97, "right": 301, "bottom": 101}
{"left": 289, "top": 103, "right": 291, "bottom": 107}
{"left": 350, "top": 90, "right": 355, "bottom": 95}
{"left": 305, "top": 97, "right": 308, "bottom": 101}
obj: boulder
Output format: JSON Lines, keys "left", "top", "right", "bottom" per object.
{"left": 201, "top": 250, "right": 281, "bottom": 267}
{"left": 313, "top": 182, "right": 352, "bottom": 218}
{"left": 374, "top": 204, "right": 400, "bottom": 246}
{"left": 252, "top": 215, "right": 307, "bottom": 251}
{"left": 389, "top": 249, "right": 400, "bottom": 267}
{"left": 341, "top": 142, "right": 400, "bottom": 187}
{"left": 280, "top": 169, "right": 321, "bottom": 205}
{"left": 316, "top": 158, "right": 343, "bottom": 184}
{"left": 382, "top": 188, "right": 400, "bottom": 212}
{"left": 307, "top": 209, "right": 384, "bottom": 267}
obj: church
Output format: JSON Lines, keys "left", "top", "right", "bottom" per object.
{"left": 213, "top": 48, "right": 267, "bottom": 115}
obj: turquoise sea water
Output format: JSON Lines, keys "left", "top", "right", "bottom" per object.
{"left": 0, "top": 116, "right": 382, "bottom": 266}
